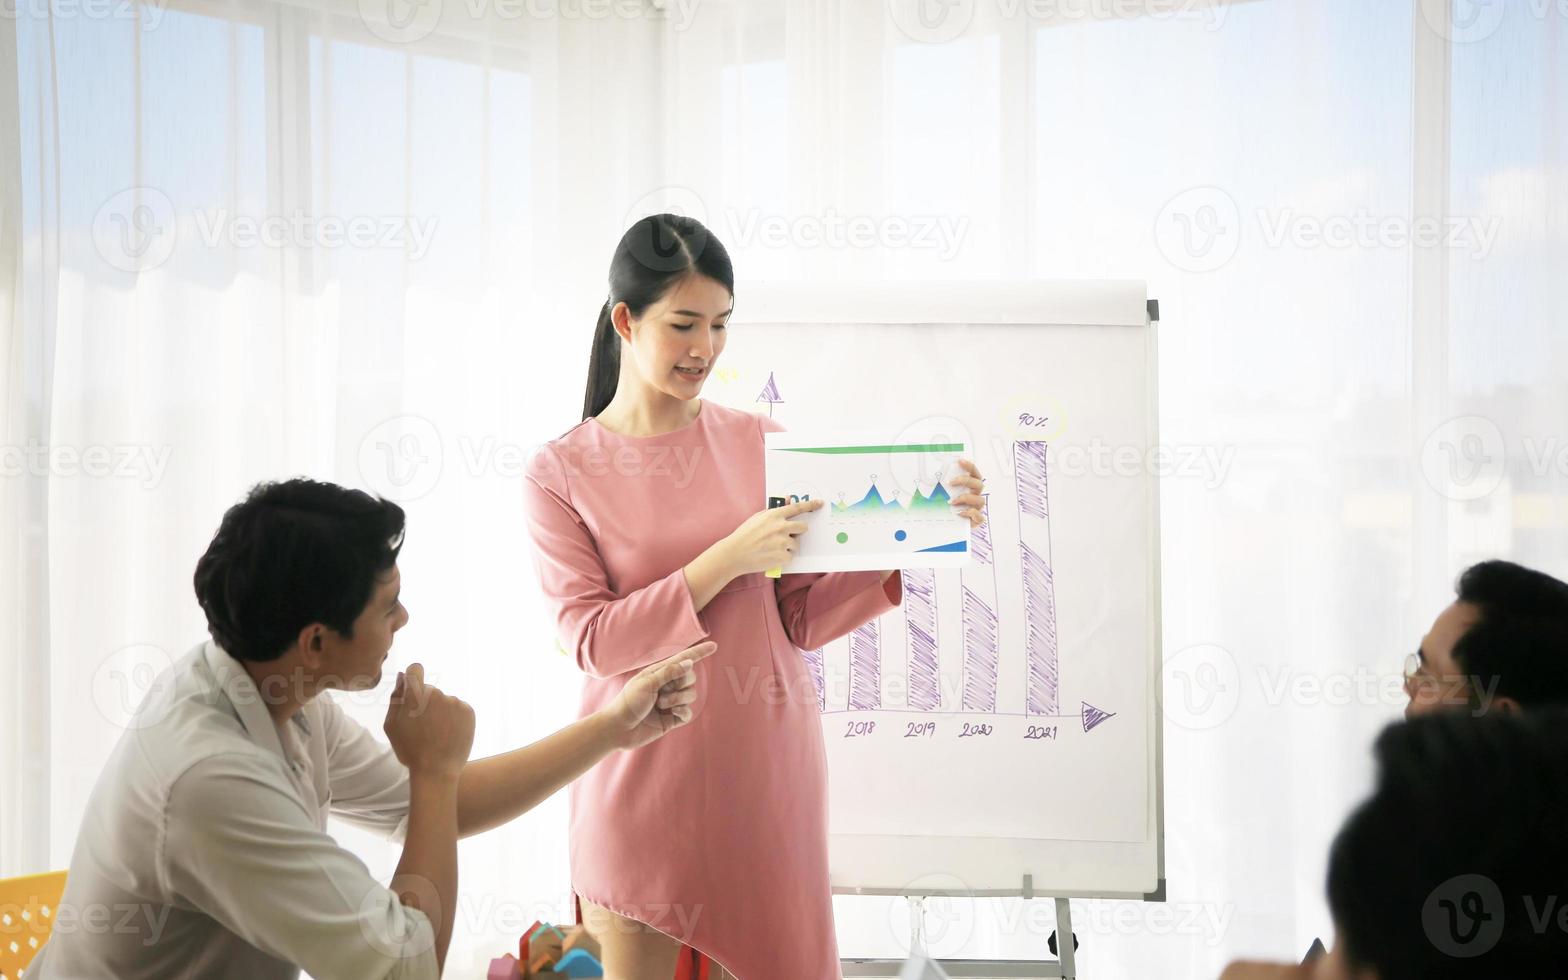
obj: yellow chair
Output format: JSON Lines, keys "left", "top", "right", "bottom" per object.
{"left": 0, "top": 871, "right": 66, "bottom": 979}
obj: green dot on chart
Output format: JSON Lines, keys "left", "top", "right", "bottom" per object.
{"left": 836, "top": 532, "right": 849, "bottom": 544}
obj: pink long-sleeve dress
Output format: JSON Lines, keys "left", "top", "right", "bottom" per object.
{"left": 522, "top": 398, "right": 903, "bottom": 980}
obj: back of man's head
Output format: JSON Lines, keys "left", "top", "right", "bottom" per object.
{"left": 1326, "top": 708, "right": 1568, "bottom": 979}
{"left": 1453, "top": 560, "right": 1568, "bottom": 710}
{"left": 193, "top": 479, "right": 405, "bottom": 663}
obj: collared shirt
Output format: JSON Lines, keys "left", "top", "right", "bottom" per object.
{"left": 30, "top": 640, "right": 437, "bottom": 980}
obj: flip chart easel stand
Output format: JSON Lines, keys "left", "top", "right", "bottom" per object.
{"left": 841, "top": 875, "right": 1086, "bottom": 979}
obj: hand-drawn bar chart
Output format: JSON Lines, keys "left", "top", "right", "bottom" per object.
{"left": 808, "top": 438, "right": 1090, "bottom": 727}
{"left": 717, "top": 300, "right": 1155, "bottom": 849}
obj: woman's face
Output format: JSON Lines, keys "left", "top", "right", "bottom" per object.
{"left": 613, "top": 274, "right": 732, "bottom": 399}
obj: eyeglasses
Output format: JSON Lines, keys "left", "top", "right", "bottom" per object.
{"left": 1402, "top": 651, "right": 1472, "bottom": 705}
{"left": 1402, "top": 651, "right": 1449, "bottom": 698}
{"left": 1401, "top": 651, "right": 1428, "bottom": 687}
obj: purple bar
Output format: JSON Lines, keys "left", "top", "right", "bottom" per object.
{"left": 905, "top": 568, "right": 940, "bottom": 710}
{"left": 961, "top": 503, "right": 1000, "bottom": 712}
{"left": 849, "top": 620, "right": 882, "bottom": 710}
{"left": 1015, "top": 442, "right": 1059, "bottom": 717}
{"left": 1015, "top": 441, "right": 1051, "bottom": 521}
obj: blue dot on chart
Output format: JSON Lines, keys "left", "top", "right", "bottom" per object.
{"left": 836, "top": 532, "right": 849, "bottom": 544}
{"left": 894, "top": 529, "right": 908, "bottom": 541}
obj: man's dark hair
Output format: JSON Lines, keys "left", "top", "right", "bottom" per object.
{"left": 1326, "top": 709, "right": 1568, "bottom": 979}
{"left": 193, "top": 479, "right": 405, "bottom": 663}
{"left": 1452, "top": 560, "right": 1568, "bottom": 709}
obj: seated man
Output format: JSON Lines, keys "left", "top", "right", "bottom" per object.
{"left": 1403, "top": 559, "right": 1568, "bottom": 716}
{"left": 31, "top": 478, "right": 714, "bottom": 979}
{"left": 1223, "top": 708, "right": 1568, "bottom": 979}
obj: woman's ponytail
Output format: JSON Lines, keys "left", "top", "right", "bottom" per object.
{"left": 581, "top": 301, "right": 620, "bottom": 421}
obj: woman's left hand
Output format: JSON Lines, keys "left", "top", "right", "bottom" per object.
{"left": 949, "top": 458, "right": 987, "bottom": 528}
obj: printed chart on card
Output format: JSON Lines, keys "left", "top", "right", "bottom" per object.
{"left": 763, "top": 428, "right": 973, "bottom": 573}
{"left": 710, "top": 281, "right": 1163, "bottom": 899}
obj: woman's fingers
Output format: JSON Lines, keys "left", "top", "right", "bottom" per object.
{"left": 783, "top": 498, "right": 823, "bottom": 518}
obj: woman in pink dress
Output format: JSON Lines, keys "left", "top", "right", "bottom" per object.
{"left": 522, "top": 214, "right": 988, "bottom": 979}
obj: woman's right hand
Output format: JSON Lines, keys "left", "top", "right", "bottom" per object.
{"left": 719, "top": 498, "right": 824, "bottom": 576}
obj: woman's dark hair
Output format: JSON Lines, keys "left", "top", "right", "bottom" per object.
{"left": 582, "top": 213, "right": 734, "bottom": 421}
{"left": 1452, "top": 559, "right": 1568, "bottom": 710}
{"left": 1325, "top": 709, "right": 1568, "bottom": 978}
{"left": 193, "top": 479, "right": 406, "bottom": 662}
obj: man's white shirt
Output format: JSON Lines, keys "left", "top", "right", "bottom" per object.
{"left": 30, "top": 639, "right": 438, "bottom": 979}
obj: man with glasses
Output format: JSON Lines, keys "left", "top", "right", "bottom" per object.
{"left": 1401, "top": 559, "right": 1568, "bottom": 717}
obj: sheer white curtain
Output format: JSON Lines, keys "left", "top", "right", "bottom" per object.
{"left": 3, "top": 0, "right": 1563, "bottom": 976}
